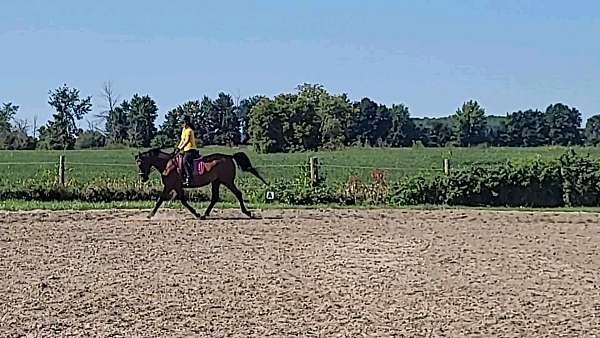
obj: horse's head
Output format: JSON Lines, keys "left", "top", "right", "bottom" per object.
{"left": 135, "top": 151, "right": 151, "bottom": 182}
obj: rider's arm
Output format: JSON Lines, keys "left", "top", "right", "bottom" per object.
{"left": 178, "top": 136, "right": 189, "bottom": 150}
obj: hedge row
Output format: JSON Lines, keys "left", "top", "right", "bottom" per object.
{"left": 263, "top": 149, "right": 600, "bottom": 207}
{"left": 0, "top": 177, "right": 209, "bottom": 203}
{"left": 1, "top": 150, "right": 599, "bottom": 207}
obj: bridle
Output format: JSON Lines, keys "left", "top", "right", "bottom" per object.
{"left": 136, "top": 154, "right": 148, "bottom": 179}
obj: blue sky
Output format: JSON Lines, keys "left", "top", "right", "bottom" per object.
{"left": 1, "top": 0, "right": 599, "bottom": 126}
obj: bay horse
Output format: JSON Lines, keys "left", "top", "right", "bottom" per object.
{"left": 135, "top": 148, "right": 267, "bottom": 219}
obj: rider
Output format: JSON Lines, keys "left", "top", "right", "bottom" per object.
{"left": 177, "top": 115, "right": 199, "bottom": 186}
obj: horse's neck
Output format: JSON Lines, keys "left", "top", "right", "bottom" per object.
{"left": 150, "top": 154, "right": 170, "bottom": 172}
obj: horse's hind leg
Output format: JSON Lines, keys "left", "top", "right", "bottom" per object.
{"left": 223, "top": 181, "right": 252, "bottom": 218}
{"left": 202, "top": 181, "right": 220, "bottom": 219}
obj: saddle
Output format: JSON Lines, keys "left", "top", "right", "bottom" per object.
{"left": 163, "top": 153, "right": 212, "bottom": 177}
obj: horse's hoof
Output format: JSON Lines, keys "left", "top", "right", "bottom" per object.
{"left": 198, "top": 215, "right": 207, "bottom": 220}
{"left": 147, "top": 214, "right": 154, "bottom": 219}
{"left": 245, "top": 212, "right": 253, "bottom": 219}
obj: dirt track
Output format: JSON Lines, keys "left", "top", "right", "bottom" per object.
{"left": 1, "top": 209, "right": 599, "bottom": 337}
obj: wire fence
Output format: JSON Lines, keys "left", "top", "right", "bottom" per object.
{"left": 0, "top": 161, "right": 449, "bottom": 171}
{"left": 0, "top": 156, "right": 455, "bottom": 186}
{"left": 320, "top": 164, "right": 445, "bottom": 172}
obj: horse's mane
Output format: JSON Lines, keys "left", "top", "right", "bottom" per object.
{"left": 140, "top": 148, "right": 172, "bottom": 158}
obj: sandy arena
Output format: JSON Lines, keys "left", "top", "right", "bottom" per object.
{"left": 1, "top": 209, "right": 599, "bottom": 337}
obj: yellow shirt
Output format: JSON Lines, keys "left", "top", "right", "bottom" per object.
{"left": 178, "top": 127, "right": 196, "bottom": 151}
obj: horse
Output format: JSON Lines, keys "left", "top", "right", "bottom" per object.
{"left": 134, "top": 148, "right": 267, "bottom": 219}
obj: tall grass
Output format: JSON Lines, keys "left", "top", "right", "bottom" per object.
{"left": 1, "top": 145, "right": 599, "bottom": 187}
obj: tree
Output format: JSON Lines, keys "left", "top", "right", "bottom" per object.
{"left": 198, "top": 96, "right": 217, "bottom": 145}
{"left": 0, "top": 103, "right": 18, "bottom": 149}
{"left": 106, "top": 100, "right": 129, "bottom": 144}
{"left": 48, "top": 85, "right": 92, "bottom": 141}
{"left": 156, "top": 100, "right": 210, "bottom": 148}
{"left": 238, "top": 96, "right": 264, "bottom": 144}
{"left": 349, "top": 98, "right": 392, "bottom": 146}
{"left": 453, "top": 100, "right": 487, "bottom": 147}
{"left": 386, "top": 104, "right": 416, "bottom": 147}
{"left": 505, "top": 110, "right": 547, "bottom": 146}
{"left": 413, "top": 117, "right": 453, "bottom": 147}
{"left": 485, "top": 116, "right": 509, "bottom": 146}
{"left": 0, "top": 102, "right": 18, "bottom": 133}
{"left": 416, "top": 121, "right": 453, "bottom": 147}
{"left": 585, "top": 114, "right": 600, "bottom": 146}
{"left": 212, "top": 93, "right": 240, "bottom": 146}
{"left": 249, "top": 90, "right": 320, "bottom": 153}
{"left": 150, "top": 134, "right": 172, "bottom": 148}
{"left": 0, "top": 104, "right": 35, "bottom": 150}
{"left": 13, "top": 118, "right": 29, "bottom": 135}
{"left": 310, "top": 86, "right": 353, "bottom": 149}
{"left": 545, "top": 103, "right": 582, "bottom": 146}
{"left": 487, "top": 123, "right": 509, "bottom": 147}
{"left": 37, "top": 122, "right": 69, "bottom": 150}
{"left": 32, "top": 114, "right": 38, "bottom": 140}
{"left": 126, "top": 94, "right": 158, "bottom": 147}
{"left": 249, "top": 98, "right": 285, "bottom": 153}
{"left": 96, "top": 81, "right": 120, "bottom": 130}
{"left": 38, "top": 85, "right": 92, "bottom": 149}
{"left": 289, "top": 88, "right": 321, "bottom": 151}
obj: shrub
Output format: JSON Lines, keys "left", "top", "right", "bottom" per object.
{"left": 444, "top": 159, "right": 563, "bottom": 207}
{"left": 559, "top": 149, "right": 600, "bottom": 206}
{"left": 75, "top": 131, "right": 106, "bottom": 149}
{"left": 390, "top": 175, "right": 446, "bottom": 206}
{"left": 339, "top": 169, "right": 391, "bottom": 205}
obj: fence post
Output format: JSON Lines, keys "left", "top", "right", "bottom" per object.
{"left": 309, "top": 157, "right": 319, "bottom": 186}
{"left": 443, "top": 158, "right": 450, "bottom": 175}
{"left": 59, "top": 155, "right": 65, "bottom": 186}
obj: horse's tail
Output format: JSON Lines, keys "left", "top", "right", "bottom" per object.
{"left": 232, "top": 152, "right": 267, "bottom": 185}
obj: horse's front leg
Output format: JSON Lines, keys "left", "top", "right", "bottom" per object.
{"left": 148, "top": 187, "right": 170, "bottom": 219}
{"left": 175, "top": 186, "right": 201, "bottom": 219}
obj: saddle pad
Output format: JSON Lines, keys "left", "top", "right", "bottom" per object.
{"left": 194, "top": 158, "right": 205, "bottom": 176}
{"left": 163, "top": 154, "right": 205, "bottom": 177}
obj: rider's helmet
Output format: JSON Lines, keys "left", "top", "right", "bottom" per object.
{"left": 181, "top": 115, "right": 192, "bottom": 127}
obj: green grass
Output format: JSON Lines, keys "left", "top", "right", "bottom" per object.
{"left": 3, "top": 146, "right": 600, "bottom": 211}
{"left": 2, "top": 145, "right": 599, "bottom": 186}
{"left": 3, "top": 199, "right": 600, "bottom": 213}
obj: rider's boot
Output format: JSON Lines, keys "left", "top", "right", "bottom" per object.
{"left": 183, "top": 173, "right": 193, "bottom": 187}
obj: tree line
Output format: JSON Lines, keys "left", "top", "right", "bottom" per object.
{"left": 2, "top": 83, "right": 600, "bottom": 151}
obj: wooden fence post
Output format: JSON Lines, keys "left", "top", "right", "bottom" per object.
{"left": 443, "top": 158, "right": 450, "bottom": 175}
{"left": 309, "top": 157, "right": 319, "bottom": 186}
{"left": 59, "top": 155, "right": 65, "bottom": 186}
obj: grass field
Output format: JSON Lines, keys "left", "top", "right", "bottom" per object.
{"left": 1, "top": 146, "right": 599, "bottom": 186}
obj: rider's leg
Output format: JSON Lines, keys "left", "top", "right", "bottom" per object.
{"left": 183, "top": 151, "right": 193, "bottom": 185}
